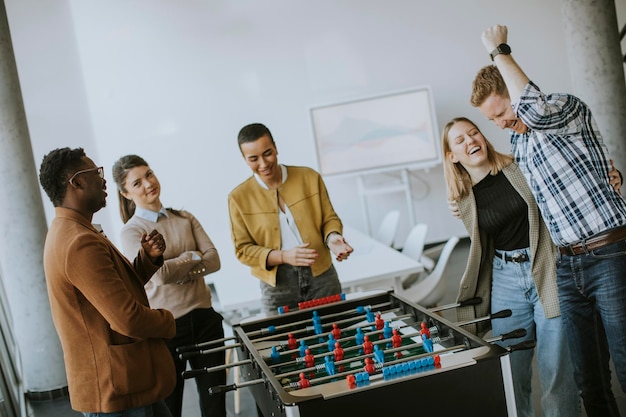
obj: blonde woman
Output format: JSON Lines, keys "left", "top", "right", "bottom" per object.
{"left": 442, "top": 117, "right": 580, "bottom": 417}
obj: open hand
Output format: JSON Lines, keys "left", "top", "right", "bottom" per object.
{"left": 327, "top": 234, "right": 353, "bottom": 262}
{"left": 282, "top": 243, "right": 320, "bottom": 266}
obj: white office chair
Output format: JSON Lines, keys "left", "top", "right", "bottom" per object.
{"left": 375, "top": 209, "right": 400, "bottom": 247}
{"left": 399, "top": 236, "right": 460, "bottom": 308}
{"left": 400, "top": 223, "right": 436, "bottom": 271}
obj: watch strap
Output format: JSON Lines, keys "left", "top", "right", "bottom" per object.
{"left": 490, "top": 43, "right": 511, "bottom": 61}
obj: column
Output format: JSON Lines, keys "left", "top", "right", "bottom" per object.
{"left": 562, "top": 0, "right": 626, "bottom": 170}
{"left": 0, "top": 0, "right": 67, "bottom": 395}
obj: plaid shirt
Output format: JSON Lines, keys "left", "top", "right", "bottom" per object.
{"left": 510, "top": 81, "right": 626, "bottom": 246}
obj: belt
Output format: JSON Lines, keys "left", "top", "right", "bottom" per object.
{"left": 496, "top": 251, "right": 529, "bottom": 263}
{"left": 559, "top": 225, "right": 626, "bottom": 256}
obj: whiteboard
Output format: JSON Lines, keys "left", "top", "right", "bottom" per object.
{"left": 310, "top": 87, "right": 441, "bottom": 177}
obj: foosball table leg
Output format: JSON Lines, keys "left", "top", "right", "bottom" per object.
{"left": 233, "top": 348, "right": 241, "bottom": 414}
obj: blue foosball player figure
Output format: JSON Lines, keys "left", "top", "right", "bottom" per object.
{"left": 299, "top": 340, "right": 309, "bottom": 357}
{"left": 327, "top": 333, "right": 336, "bottom": 352}
{"left": 324, "top": 355, "right": 336, "bottom": 376}
{"left": 373, "top": 344, "right": 385, "bottom": 364}
{"left": 270, "top": 346, "right": 281, "bottom": 363}
{"left": 422, "top": 333, "right": 433, "bottom": 352}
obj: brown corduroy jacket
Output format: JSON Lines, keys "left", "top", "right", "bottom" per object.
{"left": 43, "top": 207, "right": 176, "bottom": 413}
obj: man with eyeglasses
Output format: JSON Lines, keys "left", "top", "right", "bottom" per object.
{"left": 39, "top": 147, "right": 177, "bottom": 417}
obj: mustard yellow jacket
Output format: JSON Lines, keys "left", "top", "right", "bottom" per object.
{"left": 228, "top": 166, "right": 342, "bottom": 286}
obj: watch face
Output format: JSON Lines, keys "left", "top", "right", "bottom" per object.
{"left": 499, "top": 44, "right": 511, "bottom": 54}
{"left": 490, "top": 43, "right": 511, "bottom": 61}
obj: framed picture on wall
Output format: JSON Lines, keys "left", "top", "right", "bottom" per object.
{"left": 310, "top": 86, "right": 441, "bottom": 177}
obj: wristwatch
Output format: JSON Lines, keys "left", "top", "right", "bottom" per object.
{"left": 490, "top": 43, "right": 511, "bottom": 61}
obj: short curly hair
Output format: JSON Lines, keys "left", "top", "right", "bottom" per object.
{"left": 237, "top": 123, "right": 274, "bottom": 151}
{"left": 470, "top": 65, "right": 509, "bottom": 107}
{"left": 39, "top": 147, "right": 85, "bottom": 207}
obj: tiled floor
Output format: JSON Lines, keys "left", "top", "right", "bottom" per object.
{"left": 25, "top": 238, "right": 626, "bottom": 416}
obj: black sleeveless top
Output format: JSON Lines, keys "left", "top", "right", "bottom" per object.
{"left": 473, "top": 171, "right": 530, "bottom": 251}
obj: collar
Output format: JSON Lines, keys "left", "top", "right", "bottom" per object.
{"left": 254, "top": 164, "right": 288, "bottom": 190}
{"left": 134, "top": 206, "right": 168, "bottom": 222}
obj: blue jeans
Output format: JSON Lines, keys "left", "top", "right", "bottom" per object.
{"left": 166, "top": 308, "right": 226, "bottom": 417}
{"left": 492, "top": 248, "right": 580, "bottom": 417}
{"left": 557, "top": 239, "right": 626, "bottom": 417}
{"left": 82, "top": 400, "right": 171, "bottom": 417}
{"left": 260, "top": 264, "right": 341, "bottom": 314}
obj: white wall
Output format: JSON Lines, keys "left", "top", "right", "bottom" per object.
{"left": 5, "top": 1, "right": 608, "bottom": 254}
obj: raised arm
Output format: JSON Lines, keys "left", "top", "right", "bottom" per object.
{"left": 481, "top": 24, "right": 530, "bottom": 103}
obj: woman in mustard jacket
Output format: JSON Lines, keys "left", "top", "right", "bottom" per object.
{"left": 228, "top": 123, "right": 353, "bottom": 313}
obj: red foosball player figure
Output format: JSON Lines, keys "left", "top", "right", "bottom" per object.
{"left": 420, "top": 322, "right": 430, "bottom": 338}
{"left": 375, "top": 313, "right": 384, "bottom": 333}
{"left": 304, "top": 348, "right": 315, "bottom": 368}
{"left": 331, "top": 323, "right": 341, "bottom": 340}
{"left": 364, "top": 357, "right": 376, "bottom": 374}
{"left": 362, "top": 335, "right": 374, "bottom": 355}
{"left": 333, "top": 341, "right": 345, "bottom": 361}
{"left": 287, "top": 333, "right": 297, "bottom": 350}
{"left": 391, "top": 329, "right": 402, "bottom": 348}
{"left": 298, "top": 372, "right": 311, "bottom": 389}
{"left": 346, "top": 374, "right": 356, "bottom": 388}
{"left": 391, "top": 329, "right": 403, "bottom": 358}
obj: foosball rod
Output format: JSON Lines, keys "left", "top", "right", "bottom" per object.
{"left": 265, "top": 312, "right": 444, "bottom": 366}
{"left": 266, "top": 325, "right": 397, "bottom": 368}
{"left": 181, "top": 359, "right": 253, "bottom": 379}
{"left": 176, "top": 335, "right": 237, "bottom": 354}
{"left": 279, "top": 342, "right": 466, "bottom": 389}
{"left": 247, "top": 301, "right": 395, "bottom": 341}
{"left": 485, "top": 328, "right": 527, "bottom": 344}
{"left": 507, "top": 340, "right": 536, "bottom": 352}
{"left": 269, "top": 306, "right": 508, "bottom": 367}
{"left": 179, "top": 343, "right": 242, "bottom": 360}
{"left": 208, "top": 379, "right": 266, "bottom": 395}
{"left": 280, "top": 312, "right": 413, "bottom": 347}
{"left": 427, "top": 297, "right": 482, "bottom": 313}
{"left": 454, "top": 309, "right": 512, "bottom": 327}
{"left": 269, "top": 325, "right": 448, "bottom": 372}
{"left": 273, "top": 334, "right": 441, "bottom": 380}
{"left": 203, "top": 340, "right": 466, "bottom": 396}
{"left": 484, "top": 328, "right": 537, "bottom": 352}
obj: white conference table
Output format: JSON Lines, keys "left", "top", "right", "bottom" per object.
{"left": 206, "top": 225, "right": 424, "bottom": 315}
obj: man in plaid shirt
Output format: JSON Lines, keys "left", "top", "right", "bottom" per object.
{"left": 471, "top": 24, "right": 626, "bottom": 417}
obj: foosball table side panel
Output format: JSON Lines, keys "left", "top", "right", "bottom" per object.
{"left": 239, "top": 345, "right": 511, "bottom": 417}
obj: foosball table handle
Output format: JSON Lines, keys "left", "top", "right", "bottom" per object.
{"left": 208, "top": 379, "right": 266, "bottom": 395}
{"left": 490, "top": 309, "right": 512, "bottom": 320}
{"left": 507, "top": 340, "right": 536, "bottom": 352}
{"left": 208, "top": 384, "right": 237, "bottom": 395}
{"left": 182, "top": 369, "right": 210, "bottom": 379}
{"left": 499, "top": 328, "right": 527, "bottom": 341}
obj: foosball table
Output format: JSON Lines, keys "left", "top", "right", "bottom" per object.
{"left": 182, "top": 291, "right": 520, "bottom": 417}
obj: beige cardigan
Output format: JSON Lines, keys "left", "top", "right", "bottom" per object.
{"left": 455, "top": 163, "right": 560, "bottom": 335}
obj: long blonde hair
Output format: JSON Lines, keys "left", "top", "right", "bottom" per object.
{"left": 442, "top": 117, "right": 513, "bottom": 201}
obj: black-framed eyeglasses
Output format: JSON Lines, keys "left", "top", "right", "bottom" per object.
{"left": 68, "top": 166, "right": 104, "bottom": 184}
